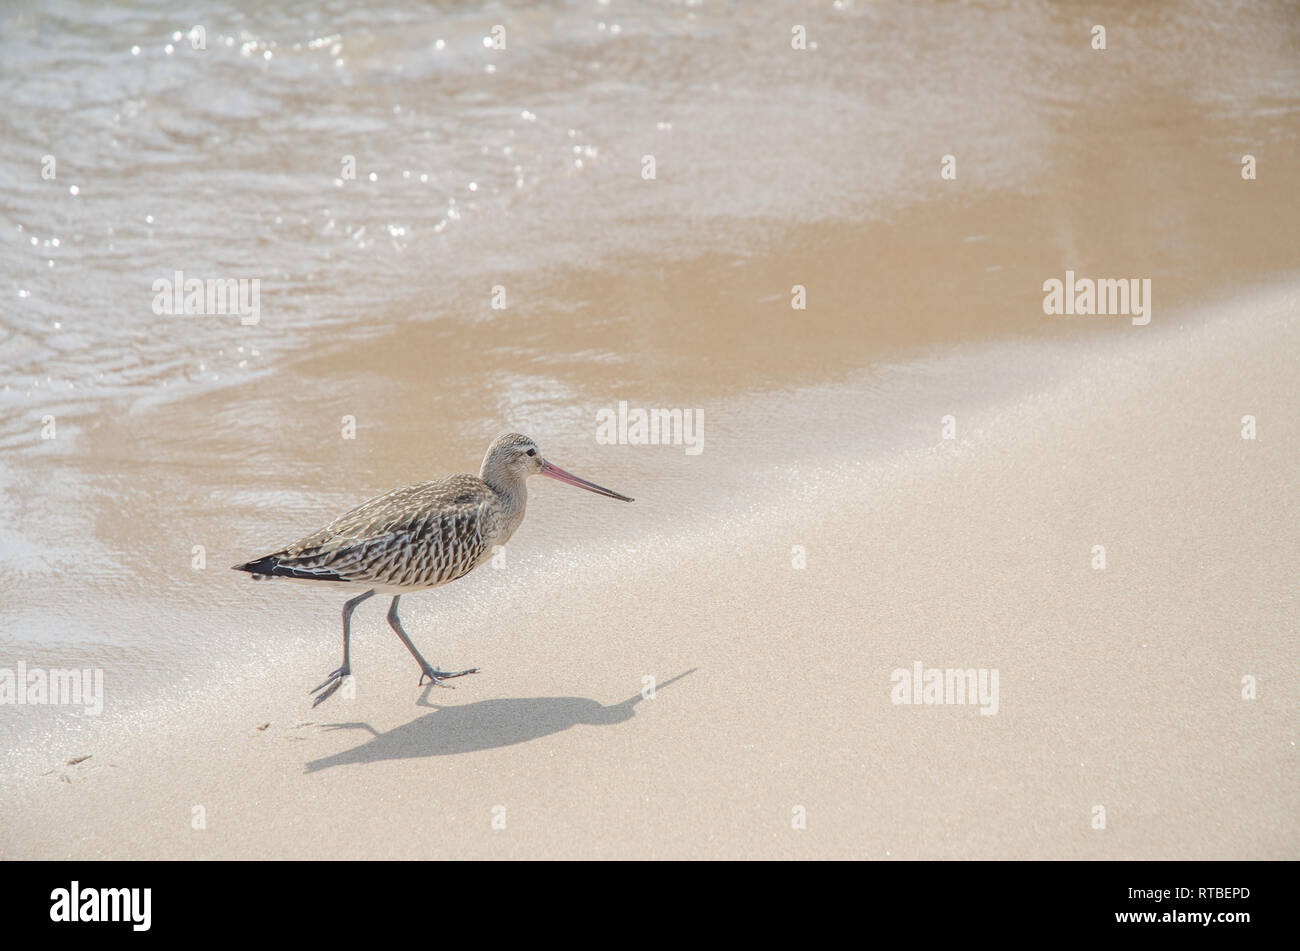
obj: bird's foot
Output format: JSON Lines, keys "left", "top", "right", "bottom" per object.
{"left": 310, "top": 665, "right": 352, "bottom": 707}
{"left": 418, "top": 665, "right": 479, "bottom": 688}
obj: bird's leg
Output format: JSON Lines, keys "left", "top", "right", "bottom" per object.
{"left": 311, "top": 589, "right": 375, "bottom": 706}
{"left": 386, "top": 595, "right": 479, "bottom": 688}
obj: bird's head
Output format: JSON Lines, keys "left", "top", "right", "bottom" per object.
{"left": 481, "top": 432, "right": 633, "bottom": 502}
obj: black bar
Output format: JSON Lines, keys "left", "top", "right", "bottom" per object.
{"left": 2, "top": 860, "right": 1284, "bottom": 938}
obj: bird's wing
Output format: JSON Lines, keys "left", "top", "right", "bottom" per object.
{"left": 239, "top": 477, "right": 498, "bottom": 587}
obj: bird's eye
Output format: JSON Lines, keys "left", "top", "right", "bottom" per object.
{"left": 526, "top": 448, "right": 536, "bottom": 457}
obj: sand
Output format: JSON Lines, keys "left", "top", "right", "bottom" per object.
{"left": 3, "top": 282, "right": 1295, "bottom": 860}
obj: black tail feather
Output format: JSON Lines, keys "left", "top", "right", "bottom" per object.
{"left": 232, "top": 554, "right": 348, "bottom": 582}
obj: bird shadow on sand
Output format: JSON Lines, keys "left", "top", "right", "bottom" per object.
{"left": 303, "top": 668, "right": 696, "bottom": 773}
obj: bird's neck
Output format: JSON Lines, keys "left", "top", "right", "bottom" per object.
{"left": 482, "top": 466, "right": 528, "bottom": 510}
{"left": 484, "top": 471, "right": 528, "bottom": 541}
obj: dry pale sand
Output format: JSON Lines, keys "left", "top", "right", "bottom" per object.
{"left": 3, "top": 283, "right": 1295, "bottom": 860}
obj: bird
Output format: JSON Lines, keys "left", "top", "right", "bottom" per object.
{"left": 233, "top": 432, "right": 633, "bottom": 706}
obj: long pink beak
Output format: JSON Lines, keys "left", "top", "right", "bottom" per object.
{"left": 540, "top": 460, "right": 634, "bottom": 502}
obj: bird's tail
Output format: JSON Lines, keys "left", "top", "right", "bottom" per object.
{"left": 231, "top": 553, "right": 348, "bottom": 582}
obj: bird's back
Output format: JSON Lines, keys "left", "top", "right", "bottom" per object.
{"left": 235, "top": 474, "right": 513, "bottom": 590}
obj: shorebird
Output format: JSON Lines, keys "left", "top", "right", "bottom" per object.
{"left": 233, "top": 432, "right": 633, "bottom": 705}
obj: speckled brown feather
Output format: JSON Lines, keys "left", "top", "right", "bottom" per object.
{"left": 235, "top": 473, "right": 519, "bottom": 590}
